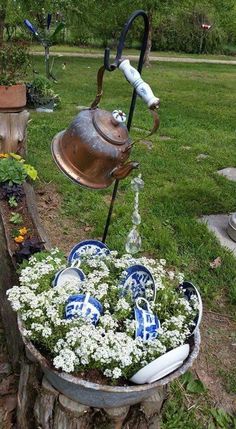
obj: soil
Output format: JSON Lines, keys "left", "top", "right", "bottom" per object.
{"left": 0, "top": 194, "right": 41, "bottom": 261}
{"left": 193, "top": 310, "right": 236, "bottom": 412}
{"left": 35, "top": 183, "right": 236, "bottom": 413}
{"left": 36, "top": 184, "right": 92, "bottom": 253}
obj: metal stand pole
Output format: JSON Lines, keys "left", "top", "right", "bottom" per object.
{"left": 102, "top": 10, "right": 149, "bottom": 243}
{"left": 45, "top": 46, "right": 50, "bottom": 80}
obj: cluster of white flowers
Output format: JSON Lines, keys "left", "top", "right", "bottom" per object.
{"left": 7, "top": 248, "right": 198, "bottom": 381}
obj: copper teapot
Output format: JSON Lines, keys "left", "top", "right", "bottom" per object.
{"left": 52, "top": 59, "right": 159, "bottom": 189}
{"left": 52, "top": 107, "right": 139, "bottom": 189}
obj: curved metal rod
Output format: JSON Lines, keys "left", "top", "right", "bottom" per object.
{"left": 102, "top": 10, "right": 150, "bottom": 243}
{"left": 104, "top": 9, "right": 149, "bottom": 74}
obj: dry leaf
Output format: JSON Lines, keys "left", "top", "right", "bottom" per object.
{"left": 210, "top": 256, "right": 222, "bottom": 269}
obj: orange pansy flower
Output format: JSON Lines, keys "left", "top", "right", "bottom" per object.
{"left": 19, "top": 227, "right": 28, "bottom": 236}
{"left": 14, "top": 235, "right": 24, "bottom": 244}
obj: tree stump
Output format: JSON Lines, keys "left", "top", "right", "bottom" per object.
{"left": 16, "top": 369, "right": 167, "bottom": 429}
{"left": 0, "top": 110, "right": 29, "bottom": 155}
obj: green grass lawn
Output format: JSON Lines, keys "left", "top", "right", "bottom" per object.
{"left": 27, "top": 57, "right": 236, "bottom": 427}
{"left": 27, "top": 56, "right": 236, "bottom": 307}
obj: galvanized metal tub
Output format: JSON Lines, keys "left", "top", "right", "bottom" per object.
{"left": 18, "top": 316, "right": 200, "bottom": 409}
{"left": 227, "top": 213, "right": 236, "bottom": 242}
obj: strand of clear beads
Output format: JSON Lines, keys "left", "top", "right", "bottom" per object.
{"left": 125, "top": 174, "right": 144, "bottom": 254}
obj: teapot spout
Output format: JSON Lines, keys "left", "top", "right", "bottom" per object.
{"left": 111, "top": 161, "right": 139, "bottom": 180}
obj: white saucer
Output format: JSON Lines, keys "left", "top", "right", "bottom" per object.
{"left": 53, "top": 267, "right": 85, "bottom": 287}
{"left": 130, "top": 343, "right": 190, "bottom": 384}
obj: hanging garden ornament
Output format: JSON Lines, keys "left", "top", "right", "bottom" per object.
{"left": 125, "top": 174, "right": 144, "bottom": 254}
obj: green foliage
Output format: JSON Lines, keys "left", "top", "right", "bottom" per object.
{"left": 23, "top": 164, "right": 38, "bottom": 181}
{"left": 27, "top": 75, "right": 61, "bottom": 108}
{"left": 0, "top": 154, "right": 38, "bottom": 186}
{"left": 10, "top": 212, "right": 23, "bottom": 225}
{"left": 152, "top": 5, "right": 225, "bottom": 54}
{"left": 8, "top": 196, "right": 18, "bottom": 208}
{"left": 0, "top": 157, "right": 27, "bottom": 185}
{"left": 181, "top": 371, "right": 206, "bottom": 393}
{"left": 0, "top": 43, "right": 30, "bottom": 85}
{"left": 2, "top": 0, "right": 236, "bottom": 53}
{"left": 160, "top": 380, "right": 204, "bottom": 429}
{"left": 210, "top": 408, "right": 236, "bottom": 428}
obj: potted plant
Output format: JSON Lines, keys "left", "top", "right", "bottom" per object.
{"left": 26, "top": 75, "right": 61, "bottom": 111}
{"left": 0, "top": 43, "right": 30, "bottom": 112}
{"left": 7, "top": 243, "right": 201, "bottom": 408}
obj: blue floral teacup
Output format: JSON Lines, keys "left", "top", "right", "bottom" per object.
{"left": 65, "top": 293, "right": 103, "bottom": 325}
{"left": 119, "top": 264, "right": 156, "bottom": 301}
{"left": 134, "top": 297, "right": 160, "bottom": 342}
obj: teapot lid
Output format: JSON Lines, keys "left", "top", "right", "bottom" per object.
{"left": 92, "top": 109, "right": 129, "bottom": 146}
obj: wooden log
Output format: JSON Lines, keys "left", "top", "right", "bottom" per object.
{"left": 34, "top": 377, "right": 59, "bottom": 429}
{"left": 53, "top": 393, "right": 92, "bottom": 429}
{"left": 0, "top": 214, "right": 23, "bottom": 370}
{"left": 23, "top": 182, "right": 52, "bottom": 251}
{"left": 140, "top": 388, "right": 167, "bottom": 429}
{"left": 17, "top": 358, "right": 42, "bottom": 429}
{"left": 0, "top": 110, "right": 29, "bottom": 155}
{"left": 104, "top": 406, "right": 130, "bottom": 429}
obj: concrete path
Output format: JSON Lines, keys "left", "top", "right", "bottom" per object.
{"left": 31, "top": 51, "right": 236, "bottom": 65}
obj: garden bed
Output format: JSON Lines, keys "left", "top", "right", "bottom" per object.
{"left": 0, "top": 183, "right": 50, "bottom": 264}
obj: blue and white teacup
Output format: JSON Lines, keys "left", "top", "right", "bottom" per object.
{"left": 134, "top": 297, "right": 160, "bottom": 342}
{"left": 65, "top": 293, "right": 103, "bottom": 325}
{"left": 119, "top": 264, "right": 155, "bottom": 301}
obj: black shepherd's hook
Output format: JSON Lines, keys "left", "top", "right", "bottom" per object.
{"left": 104, "top": 10, "right": 149, "bottom": 73}
{"left": 102, "top": 10, "right": 150, "bottom": 243}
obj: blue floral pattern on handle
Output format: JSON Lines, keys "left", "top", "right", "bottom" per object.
{"left": 135, "top": 298, "right": 160, "bottom": 342}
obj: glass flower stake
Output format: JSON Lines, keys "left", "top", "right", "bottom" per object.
{"left": 125, "top": 174, "right": 144, "bottom": 254}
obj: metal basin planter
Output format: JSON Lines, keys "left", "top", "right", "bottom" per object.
{"left": 18, "top": 316, "right": 200, "bottom": 409}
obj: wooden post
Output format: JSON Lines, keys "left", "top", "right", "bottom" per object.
{"left": 0, "top": 214, "right": 23, "bottom": 371}
{"left": 0, "top": 110, "right": 29, "bottom": 155}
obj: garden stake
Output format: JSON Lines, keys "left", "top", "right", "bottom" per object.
{"left": 102, "top": 10, "right": 154, "bottom": 243}
{"left": 24, "top": 16, "right": 65, "bottom": 81}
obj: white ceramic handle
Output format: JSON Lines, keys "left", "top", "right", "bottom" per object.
{"left": 71, "top": 259, "right": 81, "bottom": 268}
{"left": 136, "top": 297, "right": 151, "bottom": 312}
{"left": 119, "top": 59, "right": 160, "bottom": 109}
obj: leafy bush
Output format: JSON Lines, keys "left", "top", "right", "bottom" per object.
{"left": 152, "top": 8, "right": 225, "bottom": 54}
{"left": 0, "top": 153, "right": 37, "bottom": 185}
{"left": 0, "top": 43, "right": 30, "bottom": 85}
{"left": 26, "top": 75, "right": 61, "bottom": 108}
{"left": 0, "top": 158, "right": 27, "bottom": 185}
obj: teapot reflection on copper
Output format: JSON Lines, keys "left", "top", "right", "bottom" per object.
{"left": 52, "top": 59, "right": 160, "bottom": 190}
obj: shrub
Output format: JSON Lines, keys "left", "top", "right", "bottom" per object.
{"left": 152, "top": 8, "right": 225, "bottom": 54}
{"left": 0, "top": 42, "right": 30, "bottom": 85}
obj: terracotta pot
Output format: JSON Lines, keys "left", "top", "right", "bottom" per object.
{"left": 0, "top": 84, "right": 26, "bottom": 112}
{"left": 18, "top": 316, "right": 200, "bottom": 409}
